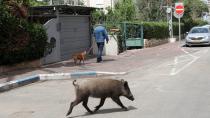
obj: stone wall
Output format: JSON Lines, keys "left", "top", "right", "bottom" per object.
{"left": 0, "top": 60, "right": 41, "bottom": 74}
{"left": 144, "top": 38, "right": 169, "bottom": 48}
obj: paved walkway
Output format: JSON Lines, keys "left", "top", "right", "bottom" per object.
{"left": 0, "top": 42, "right": 185, "bottom": 84}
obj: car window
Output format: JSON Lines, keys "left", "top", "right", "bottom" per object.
{"left": 190, "top": 28, "right": 209, "bottom": 33}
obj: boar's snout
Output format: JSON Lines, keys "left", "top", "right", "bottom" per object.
{"left": 128, "top": 95, "right": 134, "bottom": 101}
{"left": 122, "top": 80, "right": 134, "bottom": 101}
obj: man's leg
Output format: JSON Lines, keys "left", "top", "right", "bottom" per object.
{"left": 97, "top": 42, "right": 104, "bottom": 62}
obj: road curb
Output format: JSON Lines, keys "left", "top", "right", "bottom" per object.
{"left": 0, "top": 71, "right": 126, "bottom": 93}
{"left": 0, "top": 75, "right": 40, "bottom": 93}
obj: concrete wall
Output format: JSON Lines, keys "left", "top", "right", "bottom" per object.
{"left": 42, "top": 18, "right": 61, "bottom": 65}
{"left": 92, "top": 35, "right": 119, "bottom": 56}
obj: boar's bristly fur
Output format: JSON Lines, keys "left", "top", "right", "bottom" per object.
{"left": 66, "top": 78, "right": 134, "bottom": 116}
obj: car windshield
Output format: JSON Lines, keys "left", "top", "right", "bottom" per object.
{"left": 190, "top": 28, "right": 209, "bottom": 33}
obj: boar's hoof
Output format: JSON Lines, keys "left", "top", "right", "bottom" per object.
{"left": 88, "top": 111, "right": 94, "bottom": 114}
{"left": 122, "top": 107, "right": 128, "bottom": 111}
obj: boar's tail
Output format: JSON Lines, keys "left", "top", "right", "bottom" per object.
{"left": 73, "top": 80, "right": 77, "bottom": 86}
{"left": 72, "top": 80, "right": 79, "bottom": 88}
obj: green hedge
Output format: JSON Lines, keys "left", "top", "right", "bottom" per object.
{"left": 142, "top": 22, "right": 168, "bottom": 39}
{"left": 142, "top": 20, "right": 206, "bottom": 39}
{"left": 172, "top": 22, "right": 184, "bottom": 36}
{"left": 105, "top": 21, "right": 185, "bottom": 40}
{"left": 142, "top": 22, "right": 184, "bottom": 39}
{"left": 183, "top": 19, "right": 208, "bottom": 33}
{"left": 0, "top": 5, "right": 48, "bottom": 65}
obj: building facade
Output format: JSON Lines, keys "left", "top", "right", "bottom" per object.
{"left": 48, "top": 0, "right": 82, "bottom": 5}
{"left": 48, "top": 0, "right": 118, "bottom": 12}
{"left": 83, "top": 0, "right": 117, "bottom": 13}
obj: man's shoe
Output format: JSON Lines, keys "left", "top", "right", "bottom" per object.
{"left": 97, "top": 60, "right": 103, "bottom": 63}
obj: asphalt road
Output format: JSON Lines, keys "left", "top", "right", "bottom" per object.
{"left": 1, "top": 45, "right": 210, "bottom": 118}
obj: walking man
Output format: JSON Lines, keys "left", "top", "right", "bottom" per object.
{"left": 93, "top": 21, "right": 109, "bottom": 63}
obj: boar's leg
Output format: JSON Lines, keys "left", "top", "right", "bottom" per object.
{"left": 94, "top": 97, "right": 106, "bottom": 112}
{"left": 82, "top": 97, "right": 93, "bottom": 113}
{"left": 66, "top": 99, "right": 82, "bottom": 116}
{"left": 111, "top": 97, "right": 128, "bottom": 111}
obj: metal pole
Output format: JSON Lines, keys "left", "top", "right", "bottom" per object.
{"left": 179, "top": 17, "right": 181, "bottom": 44}
{"left": 171, "top": 6, "right": 173, "bottom": 38}
{"left": 111, "top": 0, "right": 113, "bottom": 11}
{"left": 168, "top": 8, "right": 173, "bottom": 38}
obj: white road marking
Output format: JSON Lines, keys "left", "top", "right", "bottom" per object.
{"left": 169, "top": 48, "right": 203, "bottom": 76}
{"left": 170, "top": 57, "right": 198, "bottom": 76}
{"left": 181, "top": 48, "right": 198, "bottom": 58}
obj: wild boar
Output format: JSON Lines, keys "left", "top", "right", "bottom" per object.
{"left": 66, "top": 78, "right": 134, "bottom": 116}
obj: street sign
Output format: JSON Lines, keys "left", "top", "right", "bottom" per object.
{"left": 175, "top": 4, "right": 184, "bottom": 15}
{"left": 174, "top": 2, "right": 184, "bottom": 17}
{"left": 174, "top": 2, "right": 184, "bottom": 46}
{"left": 174, "top": 11, "right": 183, "bottom": 19}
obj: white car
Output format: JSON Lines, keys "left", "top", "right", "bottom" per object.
{"left": 185, "top": 26, "right": 210, "bottom": 46}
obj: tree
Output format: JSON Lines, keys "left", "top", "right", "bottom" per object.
{"left": 29, "top": 0, "right": 48, "bottom": 6}
{"left": 182, "top": 0, "right": 208, "bottom": 20}
{"left": 136, "top": 0, "right": 167, "bottom": 21}
{"left": 104, "top": 0, "right": 136, "bottom": 24}
{"left": 0, "top": 3, "right": 48, "bottom": 65}
{"left": 181, "top": 0, "right": 209, "bottom": 32}
{"left": 2, "top": 0, "right": 30, "bottom": 19}
{"left": 113, "top": 0, "right": 136, "bottom": 22}
{"left": 91, "top": 0, "right": 136, "bottom": 25}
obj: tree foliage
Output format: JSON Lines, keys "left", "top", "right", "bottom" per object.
{"left": 2, "top": 0, "right": 30, "bottom": 19}
{"left": 0, "top": 1, "right": 48, "bottom": 65}
{"left": 29, "top": 0, "right": 48, "bottom": 6}
{"left": 91, "top": 0, "right": 136, "bottom": 24}
{"left": 182, "top": 0, "right": 208, "bottom": 20}
{"left": 136, "top": 0, "right": 208, "bottom": 22}
{"left": 113, "top": 0, "right": 136, "bottom": 22}
{"left": 136, "top": 0, "right": 167, "bottom": 21}
{"left": 181, "top": 0, "right": 209, "bottom": 32}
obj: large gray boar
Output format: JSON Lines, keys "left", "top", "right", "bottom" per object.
{"left": 66, "top": 78, "right": 134, "bottom": 116}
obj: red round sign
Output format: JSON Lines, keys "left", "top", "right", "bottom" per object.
{"left": 175, "top": 5, "right": 184, "bottom": 15}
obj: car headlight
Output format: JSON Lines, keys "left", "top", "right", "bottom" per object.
{"left": 204, "top": 36, "right": 208, "bottom": 39}
{"left": 204, "top": 36, "right": 210, "bottom": 40}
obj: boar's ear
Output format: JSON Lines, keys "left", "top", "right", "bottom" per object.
{"left": 121, "top": 79, "right": 128, "bottom": 87}
{"left": 124, "top": 81, "right": 128, "bottom": 88}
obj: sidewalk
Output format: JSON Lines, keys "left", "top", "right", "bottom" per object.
{"left": 0, "top": 42, "right": 184, "bottom": 85}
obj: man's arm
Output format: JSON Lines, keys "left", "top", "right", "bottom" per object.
{"left": 103, "top": 28, "right": 109, "bottom": 43}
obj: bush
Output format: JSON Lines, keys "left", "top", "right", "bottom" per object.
{"left": 142, "top": 22, "right": 169, "bottom": 39}
{"left": 0, "top": 5, "right": 48, "bottom": 65}
{"left": 172, "top": 22, "right": 184, "bottom": 36}
{"left": 141, "top": 22, "right": 184, "bottom": 39}
{"left": 183, "top": 19, "right": 208, "bottom": 33}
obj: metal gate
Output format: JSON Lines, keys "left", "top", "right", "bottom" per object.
{"left": 59, "top": 15, "right": 91, "bottom": 61}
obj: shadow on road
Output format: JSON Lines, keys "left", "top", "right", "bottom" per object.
{"left": 68, "top": 106, "right": 137, "bottom": 118}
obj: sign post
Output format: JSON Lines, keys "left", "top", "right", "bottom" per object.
{"left": 167, "top": 7, "right": 173, "bottom": 38}
{"left": 174, "top": 2, "right": 184, "bottom": 45}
